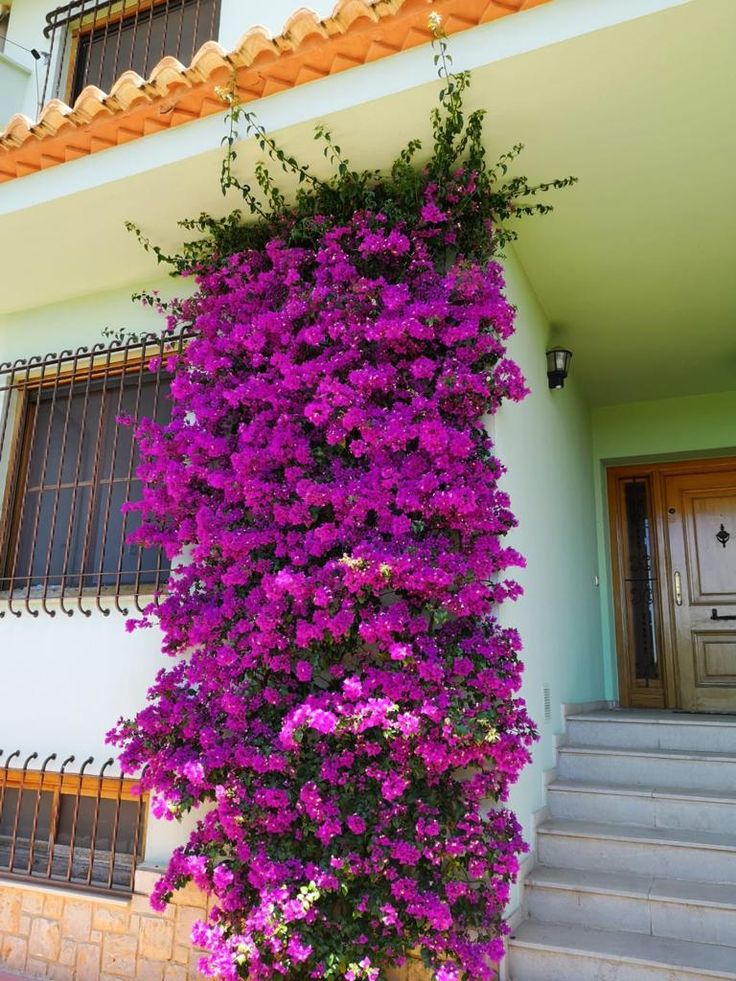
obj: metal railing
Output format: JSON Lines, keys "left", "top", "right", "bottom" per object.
{"left": 0, "top": 749, "right": 146, "bottom": 896}
{"left": 0, "top": 331, "right": 188, "bottom": 618}
{"left": 41, "top": 0, "right": 221, "bottom": 105}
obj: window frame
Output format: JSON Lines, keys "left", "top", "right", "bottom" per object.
{"left": 0, "top": 757, "right": 147, "bottom": 897}
{"left": 0, "top": 333, "right": 185, "bottom": 617}
{"left": 54, "top": 0, "right": 221, "bottom": 103}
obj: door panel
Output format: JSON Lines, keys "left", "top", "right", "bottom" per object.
{"left": 665, "top": 471, "right": 736, "bottom": 712}
{"left": 693, "top": 631, "right": 736, "bottom": 688}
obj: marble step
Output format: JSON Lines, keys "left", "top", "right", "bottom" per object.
{"left": 538, "top": 820, "right": 736, "bottom": 883}
{"left": 508, "top": 922, "right": 736, "bottom": 981}
{"left": 558, "top": 744, "right": 736, "bottom": 792}
{"left": 566, "top": 711, "right": 736, "bottom": 754}
{"left": 525, "top": 866, "right": 736, "bottom": 946}
{"left": 548, "top": 779, "right": 736, "bottom": 833}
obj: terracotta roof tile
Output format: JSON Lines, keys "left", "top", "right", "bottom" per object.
{"left": 0, "top": 0, "right": 550, "bottom": 184}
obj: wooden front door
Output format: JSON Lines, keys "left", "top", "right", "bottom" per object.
{"left": 608, "top": 458, "right": 736, "bottom": 712}
{"left": 665, "top": 469, "right": 736, "bottom": 711}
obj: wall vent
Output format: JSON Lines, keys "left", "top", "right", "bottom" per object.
{"left": 542, "top": 684, "right": 552, "bottom": 724}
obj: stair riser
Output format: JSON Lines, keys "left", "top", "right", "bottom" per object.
{"left": 538, "top": 833, "right": 736, "bottom": 883}
{"left": 509, "top": 947, "right": 727, "bottom": 981}
{"left": 566, "top": 719, "right": 736, "bottom": 754}
{"left": 558, "top": 750, "right": 736, "bottom": 791}
{"left": 549, "top": 788, "right": 736, "bottom": 833}
{"left": 526, "top": 885, "right": 650, "bottom": 936}
{"left": 526, "top": 885, "right": 736, "bottom": 946}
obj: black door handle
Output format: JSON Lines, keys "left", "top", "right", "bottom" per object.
{"left": 711, "top": 608, "right": 736, "bottom": 621}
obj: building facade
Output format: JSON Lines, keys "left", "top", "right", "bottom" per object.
{"left": 0, "top": 0, "right": 734, "bottom": 978}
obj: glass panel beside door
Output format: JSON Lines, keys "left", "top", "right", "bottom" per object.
{"left": 609, "top": 471, "right": 666, "bottom": 707}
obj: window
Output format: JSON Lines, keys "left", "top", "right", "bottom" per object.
{"left": 0, "top": 5, "right": 9, "bottom": 54}
{"left": 0, "top": 753, "right": 146, "bottom": 895}
{"left": 42, "top": 0, "right": 221, "bottom": 105}
{"left": 0, "top": 334, "right": 183, "bottom": 615}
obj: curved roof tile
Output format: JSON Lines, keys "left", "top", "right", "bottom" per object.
{"left": 0, "top": 0, "right": 550, "bottom": 183}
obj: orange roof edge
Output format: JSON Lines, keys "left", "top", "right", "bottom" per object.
{"left": 0, "top": 0, "right": 551, "bottom": 185}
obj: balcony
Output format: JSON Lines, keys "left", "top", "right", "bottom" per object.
{"left": 42, "top": 0, "right": 221, "bottom": 106}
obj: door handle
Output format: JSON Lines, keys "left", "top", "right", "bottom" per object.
{"left": 711, "top": 609, "right": 736, "bottom": 621}
{"left": 674, "top": 571, "right": 682, "bottom": 606}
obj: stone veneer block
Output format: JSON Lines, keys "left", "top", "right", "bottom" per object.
{"left": 173, "top": 907, "right": 202, "bottom": 948}
{"left": 48, "top": 963, "right": 74, "bottom": 981}
{"left": 0, "top": 933, "right": 28, "bottom": 970}
{"left": 22, "top": 891, "right": 45, "bottom": 914}
{"left": 137, "top": 960, "right": 165, "bottom": 981}
{"left": 44, "top": 894, "right": 65, "bottom": 918}
{"left": 29, "top": 917, "right": 62, "bottom": 961}
{"left": 27, "top": 956, "right": 52, "bottom": 976}
{"left": 92, "top": 905, "right": 130, "bottom": 935}
{"left": 0, "top": 890, "right": 22, "bottom": 932}
{"left": 76, "top": 942, "right": 101, "bottom": 980}
{"left": 163, "top": 967, "right": 188, "bottom": 981}
{"left": 101, "top": 932, "right": 138, "bottom": 977}
{"left": 169, "top": 882, "right": 206, "bottom": 910}
{"left": 63, "top": 902, "right": 93, "bottom": 943}
{"left": 139, "top": 918, "right": 175, "bottom": 961}
{"left": 59, "top": 938, "right": 77, "bottom": 966}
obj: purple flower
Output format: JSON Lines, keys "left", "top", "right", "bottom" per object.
{"left": 110, "top": 203, "right": 536, "bottom": 981}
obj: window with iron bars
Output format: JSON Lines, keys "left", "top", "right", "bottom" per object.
{"left": 0, "top": 751, "right": 146, "bottom": 896}
{"left": 0, "top": 333, "right": 186, "bottom": 617}
{"left": 42, "top": 0, "right": 221, "bottom": 105}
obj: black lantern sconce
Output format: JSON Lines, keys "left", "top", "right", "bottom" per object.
{"left": 546, "top": 348, "right": 573, "bottom": 390}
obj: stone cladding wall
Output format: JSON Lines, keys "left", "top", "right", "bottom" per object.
{"left": 0, "top": 871, "right": 441, "bottom": 981}
{"left": 0, "top": 869, "right": 206, "bottom": 980}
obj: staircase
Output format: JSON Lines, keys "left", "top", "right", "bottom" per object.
{"left": 508, "top": 709, "right": 736, "bottom": 980}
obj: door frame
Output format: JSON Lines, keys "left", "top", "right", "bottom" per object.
{"left": 607, "top": 455, "right": 736, "bottom": 709}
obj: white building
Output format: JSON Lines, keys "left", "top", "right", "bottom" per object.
{"left": 0, "top": 0, "right": 735, "bottom": 978}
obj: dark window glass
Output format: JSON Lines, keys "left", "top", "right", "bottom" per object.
{"left": 623, "top": 479, "right": 660, "bottom": 683}
{"left": 0, "top": 777, "right": 145, "bottom": 892}
{"left": 2, "top": 370, "right": 171, "bottom": 596}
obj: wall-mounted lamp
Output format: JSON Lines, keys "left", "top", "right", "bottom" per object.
{"left": 546, "top": 348, "right": 573, "bottom": 390}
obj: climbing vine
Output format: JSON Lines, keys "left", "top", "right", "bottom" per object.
{"left": 111, "top": 20, "right": 574, "bottom": 981}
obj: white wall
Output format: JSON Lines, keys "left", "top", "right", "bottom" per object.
{"left": 0, "top": 253, "right": 606, "bottom": 877}
{"left": 495, "top": 249, "right": 603, "bottom": 911}
{"left": 0, "top": 50, "right": 32, "bottom": 128}
{"left": 0, "top": 277, "right": 195, "bottom": 861}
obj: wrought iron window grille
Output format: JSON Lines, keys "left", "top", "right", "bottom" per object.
{"left": 0, "top": 749, "right": 146, "bottom": 897}
{"left": 0, "top": 331, "right": 188, "bottom": 618}
{"left": 41, "top": 0, "right": 221, "bottom": 107}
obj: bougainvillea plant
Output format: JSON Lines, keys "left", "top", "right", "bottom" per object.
{"left": 110, "top": 22, "right": 574, "bottom": 981}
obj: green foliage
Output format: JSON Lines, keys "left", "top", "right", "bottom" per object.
{"left": 125, "top": 29, "right": 575, "bottom": 278}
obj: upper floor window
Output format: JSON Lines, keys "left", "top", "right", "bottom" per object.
{"left": 0, "top": 5, "right": 9, "bottom": 54}
{"left": 42, "top": 0, "right": 221, "bottom": 105}
{"left": 0, "top": 333, "right": 184, "bottom": 616}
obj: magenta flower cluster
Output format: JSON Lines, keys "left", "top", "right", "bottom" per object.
{"left": 110, "top": 202, "right": 536, "bottom": 980}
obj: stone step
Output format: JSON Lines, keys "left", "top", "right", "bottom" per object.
{"left": 558, "top": 744, "right": 736, "bottom": 792}
{"left": 525, "top": 866, "right": 736, "bottom": 946}
{"left": 508, "top": 922, "right": 736, "bottom": 981}
{"left": 538, "top": 820, "right": 736, "bottom": 883}
{"left": 566, "top": 710, "right": 736, "bottom": 754}
{"left": 548, "top": 780, "right": 736, "bottom": 833}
